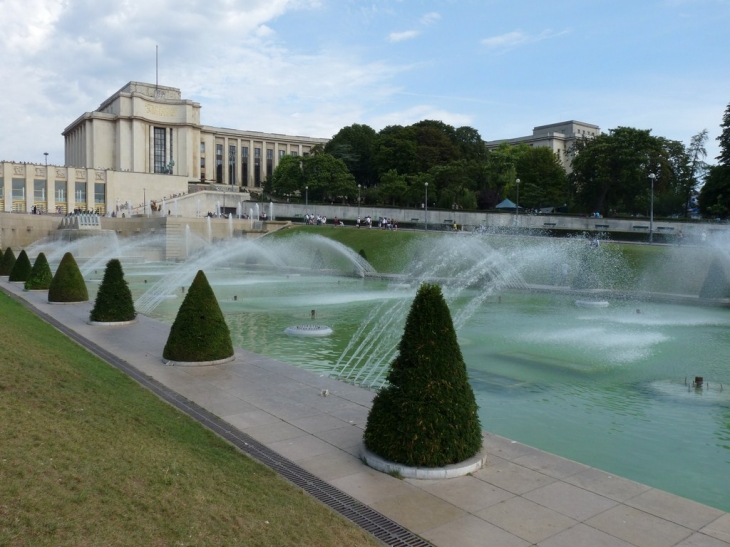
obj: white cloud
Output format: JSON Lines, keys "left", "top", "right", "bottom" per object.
{"left": 481, "top": 29, "right": 570, "bottom": 51}
{"left": 420, "top": 12, "right": 441, "bottom": 26}
{"left": 388, "top": 30, "right": 420, "bottom": 42}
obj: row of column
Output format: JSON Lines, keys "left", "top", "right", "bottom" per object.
{"left": 213, "top": 137, "right": 307, "bottom": 187}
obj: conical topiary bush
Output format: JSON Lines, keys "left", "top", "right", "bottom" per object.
{"left": 8, "top": 250, "right": 32, "bottom": 282}
{"left": 163, "top": 270, "right": 233, "bottom": 363}
{"left": 25, "top": 252, "right": 53, "bottom": 291}
{"left": 90, "top": 259, "right": 136, "bottom": 322}
{"left": 0, "top": 247, "right": 17, "bottom": 276}
{"left": 700, "top": 258, "right": 730, "bottom": 298}
{"left": 48, "top": 252, "right": 89, "bottom": 302}
{"left": 363, "top": 283, "right": 482, "bottom": 468}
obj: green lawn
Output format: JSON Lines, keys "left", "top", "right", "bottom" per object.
{"left": 0, "top": 291, "right": 379, "bottom": 547}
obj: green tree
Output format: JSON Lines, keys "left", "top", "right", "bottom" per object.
{"left": 0, "top": 247, "right": 16, "bottom": 276}
{"left": 270, "top": 155, "right": 305, "bottom": 198}
{"left": 570, "top": 127, "right": 684, "bottom": 216}
{"left": 163, "top": 270, "right": 233, "bottom": 363}
{"left": 699, "top": 165, "right": 730, "bottom": 218}
{"left": 514, "top": 147, "right": 568, "bottom": 209}
{"left": 363, "top": 283, "right": 482, "bottom": 467}
{"left": 90, "top": 259, "right": 136, "bottom": 322}
{"left": 373, "top": 125, "right": 419, "bottom": 177}
{"left": 304, "top": 153, "right": 358, "bottom": 203}
{"left": 24, "top": 252, "right": 53, "bottom": 291}
{"left": 325, "top": 124, "right": 378, "bottom": 188}
{"left": 8, "top": 250, "right": 32, "bottom": 282}
{"left": 378, "top": 169, "right": 409, "bottom": 206}
{"left": 717, "top": 101, "right": 730, "bottom": 165}
{"left": 48, "top": 252, "right": 88, "bottom": 303}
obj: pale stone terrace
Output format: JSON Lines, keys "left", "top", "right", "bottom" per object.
{"left": 4, "top": 281, "right": 729, "bottom": 547}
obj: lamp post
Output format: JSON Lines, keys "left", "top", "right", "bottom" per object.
{"left": 357, "top": 184, "right": 361, "bottom": 218}
{"left": 515, "top": 178, "right": 520, "bottom": 219}
{"left": 424, "top": 182, "right": 429, "bottom": 231}
{"left": 143, "top": 188, "right": 147, "bottom": 218}
{"left": 648, "top": 173, "right": 656, "bottom": 244}
{"left": 44, "top": 152, "right": 48, "bottom": 168}
{"left": 305, "top": 186, "right": 308, "bottom": 218}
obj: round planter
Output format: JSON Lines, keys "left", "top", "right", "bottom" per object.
{"left": 88, "top": 318, "right": 139, "bottom": 326}
{"left": 162, "top": 354, "right": 235, "bottom": 367}
{"left": 361, "top": 445, "right": 486, "bottom": 479}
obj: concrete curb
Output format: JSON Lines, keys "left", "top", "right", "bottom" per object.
{"left": 361, "top": 445, "right": 487, "bottom": 479}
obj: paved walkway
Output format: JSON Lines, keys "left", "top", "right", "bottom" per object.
{"left": 5, "top": 282, "right": 730, "bottom": 547}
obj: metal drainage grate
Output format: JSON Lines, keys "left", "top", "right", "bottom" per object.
{"left": 24, "top": 302, "right": 433, "bottom": 547}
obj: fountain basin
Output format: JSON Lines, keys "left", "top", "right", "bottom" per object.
{"left": 284, "top": 325, "right": 334, "bottom": 337}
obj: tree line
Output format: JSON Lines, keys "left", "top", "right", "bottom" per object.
{"left": 267, "top": 102, "right": 730, "bottom": 218}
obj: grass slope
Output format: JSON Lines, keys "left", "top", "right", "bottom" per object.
{"left": 0, "top": 291, "right": 377, "bottom": 547}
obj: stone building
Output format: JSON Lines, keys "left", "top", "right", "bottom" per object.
{"left": 484, "top": 120, "right": 600, "bottom": 172}
{"left": 0, "top": 82, "right": 329, "bottom": 215}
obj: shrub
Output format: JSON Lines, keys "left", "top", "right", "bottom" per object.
{"left": 48, "top": 252, "right": 89, "bottom": 302}
{"left": 0, "top": 247, "right": 17, "bottom": 276}
{"left": 699, "top": 258, "right": 730, "bottom": 298}
{"left": 8, "top": 250, "right": 32, "bottom": 282}
{"left": 163, "top": 270, "right": 233, "bottom": 362}
{"left": 90, "top": 259, "right": 136, "bottom": 322}
{"left": 25, "top": 253, "right": 53, "bottom": 291}
{"left": 363, "top": 283, "right": 482, "bottom": 467}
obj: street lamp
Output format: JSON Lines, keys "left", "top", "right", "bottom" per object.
{"left": 305, "top": 185, "right": 308, "bottom": 218}
{"left": 648, "top": 173, "right": 656, "bottom": 244}
{"left": 424, "top": 182, "right": 429, "bottom": 231}
{"left": 357, "top": 184, "right": 361, "bottom": 218}
{"left": 143, "top": 188, "right": 147, "bottom": 217}
{"left": 515, "top": 178, "right": 520, "bottom": 219}
{"left": 43, "top": 152, "right": 48, "bottom": 168}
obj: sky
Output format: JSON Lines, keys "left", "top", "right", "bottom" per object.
{"left": 1, "top": 0, "right": 728, "bottom": 168}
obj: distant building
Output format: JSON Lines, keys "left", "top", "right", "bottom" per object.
{"left": 0, "top": 82, "right": 328, "bottom": 215}
{"left": 63, "top": 81, "right": 328, "bottom": 187}
{"left": 484, "top": 120, "right": 600, "bottom": 172}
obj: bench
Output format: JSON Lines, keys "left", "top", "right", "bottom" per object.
{"left": 410, "top": 218, "right": 419, "bottom": 222}
{"left": 543, "top": 222, "right": 556, "bottom": 227}
{"left": 444, "top": 219, "right": 453, "bottom": 224}
{"left": 657, "top": 226, "right": 675, "bottom": 232}
{"left": 595, "top": 224, "right": 609, "bottom": 229}
{"left": 294, "top": 213, "right": 303, "bottom": 218}
{"left": 632, "top": 225, "right": 649, "bottom": 230}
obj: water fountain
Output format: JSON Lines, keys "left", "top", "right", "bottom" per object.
{"left": 30, "top": 229, "right": 730, "bottom": 513}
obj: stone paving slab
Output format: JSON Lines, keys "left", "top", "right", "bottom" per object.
{"left": 4, "top": 281, "right": 730, "bottom": 547}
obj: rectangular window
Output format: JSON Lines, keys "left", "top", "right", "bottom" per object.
{"left": 94, "top": 183, "right": 106, "bottom": 204}
{"left": 291, "top": 151, "right": 298, "bottom": 157}
{"left": 154, "top": 127, "right": 166, "bottom": 173}
{"left": 75, "top": 182, "right": 87, "bottom": 204}
{"left": 200, "top": 142, "right": 205, "bottom": 154}
{"left": 12, "top": 178, "right": 25, "bottom": 200}
{"left": 266, "top": 149, "right": 273, "bottom": 179}
{"left": 0, "top": 177, "right": 4, "bottom": 195}
{"left": 254, "top": 147, "right": 261, "bottom": 187}
{"left": 242, "top": 147, "right": 249, "bottom": 185}
{"left": 229, "top": 145, "right": 237, "bottom": 185}
{"left": 169, "top": 128, "right": 173, "bottom": 172}
{"left": 279, "top": 149, "right": 285, "bottom": 159}
{"left": 200, "top": 157, "right": 206, "bottom": 168}
{"left": 55, "top": 181, "right": 67, "bottom": 202}
{"left": 34, "top": 180, "right": 46, "bottom": 201}
{"left": 216, "top": 144, "right": 223, "bottom": 183}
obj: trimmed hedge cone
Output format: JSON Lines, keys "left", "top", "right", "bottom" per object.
{"left": 25, "top": 253, "right": 53, "bottom": 291}
{"left": 163, "top": 270, "right": 233, "bottom": 363}
{"left": 363, "top": 283, "right": 482, "bottom": 468}
{"left": 0, "top": 247, "right": 17, "bottom": 276}
{"left": 700, "top": 258, "right": 730, "bottom": 299}
{"left": 8, "top": 250, "right": 32, "bottom": 282}
{"left": 90, "top": 259, "right": 136, "bottom": 322}
{"left": 48, "top": 252, "right": 89, "bottom": 303}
